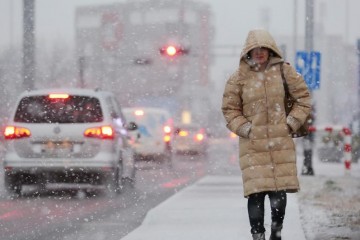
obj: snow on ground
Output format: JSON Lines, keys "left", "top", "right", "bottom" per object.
{"left": 0, "top": 139, "right": 359, "bottom": 240}
{"left": 296, "top": 150, "right": 360, "bottom": 240}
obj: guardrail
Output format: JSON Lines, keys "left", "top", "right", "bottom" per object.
{"left": 309, "top": 125, "right": 352, "bottom": 172}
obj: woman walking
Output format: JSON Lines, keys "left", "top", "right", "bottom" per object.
{"left": 221, "top": 29, "right": 311, "bottom": 240}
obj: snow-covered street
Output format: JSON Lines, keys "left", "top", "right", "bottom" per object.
{"left": 121, "top": 139, "right": 360, "bottom": 240}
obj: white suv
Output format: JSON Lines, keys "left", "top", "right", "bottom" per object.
{"left": 3, "top": 88, "right": 137, "bottom": 196}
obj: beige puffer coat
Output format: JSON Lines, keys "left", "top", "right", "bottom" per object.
{"left": 222, "top": 29, "right": 311, "bottom": 197}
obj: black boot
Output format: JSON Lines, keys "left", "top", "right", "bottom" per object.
{"left": 269, "top": 225, "right": 282, "bottom": 240}
{"left": 252, "top": 233, "right": 265, "bottom": 240}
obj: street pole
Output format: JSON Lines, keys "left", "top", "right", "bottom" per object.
{"left": 23, "top": 0, "right": 36, "bottom": 91}
{"left": 305, "top": 0, "right": 314, "bottom": 52}
{"left": 10, "top": 0, "right": 14, "bottom": 49}
{"left": 179, "top": 0, "right": 189, "bottom": 123}
{"left": 345, "top": 0, "right": 349, "bottom": 44}
{"left": 302, "top": 0, "right": 315, "bottom": 175}
{"left": 293, "top": 0, "right": 297, "bottom": 62}
{"left": 358, "top": 39, "right": 360, "bottom": 120}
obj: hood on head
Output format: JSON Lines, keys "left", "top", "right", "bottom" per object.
{"left": 240, "top": 29, "right": 283, "bottom": 63}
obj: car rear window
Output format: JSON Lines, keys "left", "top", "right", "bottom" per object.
{"left": 14, "top": 95, "right": 103, "bottom": 123}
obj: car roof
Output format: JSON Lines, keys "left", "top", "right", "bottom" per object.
{"left": 123, "top": 107, "right": 171, "bottom": 115}
{"left": 16, "top": 88, "right": 114, "bottom": 98}
{"left": 8, "top": 88, "right": 116, "bottom": 123}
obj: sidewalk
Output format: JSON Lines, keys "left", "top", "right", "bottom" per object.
{"left": 121, "top": 175, "right": 306, "bottom": 240}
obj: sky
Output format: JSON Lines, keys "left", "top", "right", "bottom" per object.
{"left": 1, "top": 0, "right": 359, "bottom": 84}
{"left": 0, "top": 0, "right": 359, "bottom": 49}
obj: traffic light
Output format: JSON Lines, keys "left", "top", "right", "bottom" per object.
{"left": 159, "top": 45, "right": 189, "bottom": 57}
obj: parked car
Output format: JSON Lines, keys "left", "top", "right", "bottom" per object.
{"left": 173, "top": 123, "right": 209, "bottom": 155}
{"left": 2, "top": 88, "right": 138, "bottom": 196}
{"left": 122, "top": 107, "right": 173, "bottom": 164}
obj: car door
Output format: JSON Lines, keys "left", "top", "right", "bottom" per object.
{"left": 108, "top": 96, "right": 135, "bottom": 178}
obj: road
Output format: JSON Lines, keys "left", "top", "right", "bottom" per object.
{"left": 0, "top": 139, "right": 239, "bottom": 240}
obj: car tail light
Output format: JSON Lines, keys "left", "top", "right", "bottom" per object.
{"left": 195, "top": 133, "right": 204, "bottom": 141}
{"left": 230, "top": 132, "right": 237, "bottom": 138}
{"left": 163, "top": 135, "right": 171, "bottom": 142}
{"left": 163, "top": 125, "right": 172, "bottom": 143}
{"left": 48, "top": 93, "right": 69, "bottom": 99}
{"left": 163, "top": 125, "right": 171, "bottom": 134}
{"left": 4, "top": 126, "right": 31, "bottom": 139}
{"left": 84, "top": 126, "right": 114, "bottom": 139}
{"left": 134, "top": 109, "right": 144, "bottom": 116}
{"left": 178, "top": 130, "right": 188, "bottom": 137}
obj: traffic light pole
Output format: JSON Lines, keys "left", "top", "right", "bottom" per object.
{"left": 358, "top": 39, "right": 360, "bottom": 117}
{"left": 302, "top": 0, "right": 315, "bottom": 175}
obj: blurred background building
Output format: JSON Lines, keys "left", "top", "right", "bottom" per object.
{"left": 0, "top": 0, "right": 359, "bottom": 136}
{"left": 75, "top": 0, "right": 214, "bottom": 126}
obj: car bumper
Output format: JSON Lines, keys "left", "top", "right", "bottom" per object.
{"left": 4, "top": 151, "right": 116, "bottom": 169}
{"left": 174, "top": 143, "right": 207, "bottom": 153}
{"left": 4, "top": 151, "right": 135, "bottom": 179}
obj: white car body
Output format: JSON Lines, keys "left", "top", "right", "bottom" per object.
{"left": 122, "top": 107, "right": 173, "bottom": 162}
{"left": 3, "top": 88, "right": 137, "bottom": 195}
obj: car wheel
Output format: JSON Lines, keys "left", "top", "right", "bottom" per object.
{"left": 122, "top": 152, "right": 136, "bottom": 188}
{"left": 37, "top": 174, "right": 48, "bottom": 194}
{"left": 37, "top": 181, "right": 47, "bottom": 194}
{"left": 115, "top": 161, "right": 124, "bottom": 194}
{"left": 104, "top": 162, "right": 123, "bottom": 197}
{"left": 129, "top": 163, "right": 137, "bottom": 187}
{"left": 4, "top": 174, "right": 22, "bottom": 196}
{"left": 200, "top": 148, "right": 208, "bottom": 157}
{"left": 163, "top": 148, "right": 173, "bottom": 168}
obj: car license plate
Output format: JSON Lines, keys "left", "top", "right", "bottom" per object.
{"left": 43, "top": 141, "right": 73, "bottom": 154}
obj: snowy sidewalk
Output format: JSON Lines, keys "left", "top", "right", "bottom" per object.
{"left": 121, "top": 175, "right": 306, "bottom": 240}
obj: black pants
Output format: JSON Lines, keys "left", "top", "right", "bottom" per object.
{"left": 247, "top": 191, "right": 287, "bottom": 234}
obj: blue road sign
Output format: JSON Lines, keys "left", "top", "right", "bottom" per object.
{"left": 295, "top": 51, "right": 321, "bottom": 90}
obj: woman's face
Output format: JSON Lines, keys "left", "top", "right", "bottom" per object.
{"left": 250, "top": 47, "right": 270, "bottom": 65}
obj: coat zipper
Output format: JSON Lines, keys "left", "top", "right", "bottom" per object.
{"left": 262, "top": 68, "right": 278, "bottom": 191}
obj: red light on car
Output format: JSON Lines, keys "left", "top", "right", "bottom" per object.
{"left": 48, "top": 93, "right": 69, "bottom": 99}
{"left": 134, "top": 110, "right": 144, "bottom": 116}
{"left": 84, "top": 126, "right": 114, "bottom": 139}
{"left": 195, "top": 133, "right": 204, "bottom": 141}
{"left": 4, "top": 126, "right": 31, "bottom": 139}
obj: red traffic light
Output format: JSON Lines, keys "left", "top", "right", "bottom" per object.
{"left": 165, "top": 46, "right": 177, "bottom": 56}
{"left": 159, "top": 45, "right": 189, "bottom": 57}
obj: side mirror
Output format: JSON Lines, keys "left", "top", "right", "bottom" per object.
{"left": 126, "top": 121, "right": 138, "bottom": 131}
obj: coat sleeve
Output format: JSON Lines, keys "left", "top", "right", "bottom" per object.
{"left": 283, "top": 63, "right": 312, "bottom": 126}
{"left": 221, "top": 70, "right": 250, "bottom": 137}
